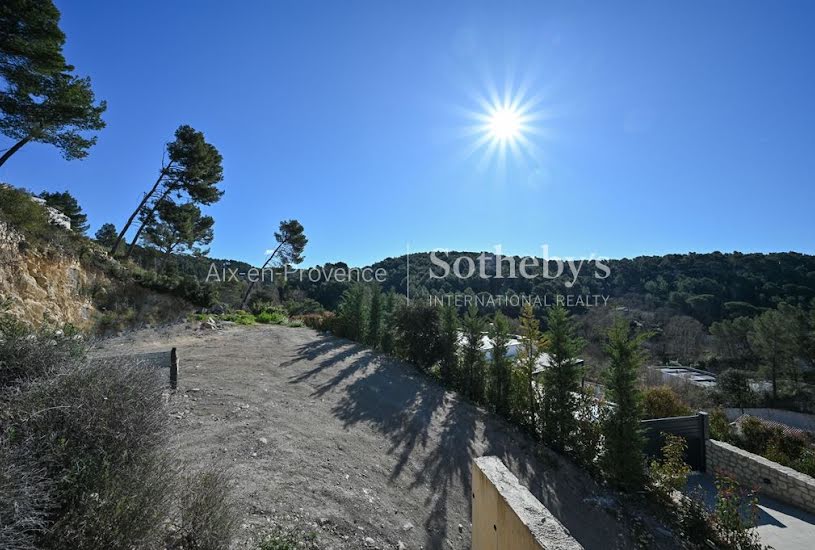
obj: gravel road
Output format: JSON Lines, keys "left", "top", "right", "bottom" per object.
{"left": 94, "top": 322, "right": 671, "bottom": 549}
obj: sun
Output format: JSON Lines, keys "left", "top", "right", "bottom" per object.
{"left": 487, "top": 106, "right": 523, "bottom": 142}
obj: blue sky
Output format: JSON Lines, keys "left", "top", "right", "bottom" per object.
{"left": 2, "top": 1, "right": 814, "bottom": 267}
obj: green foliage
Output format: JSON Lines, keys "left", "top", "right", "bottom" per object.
{"left": 94, "top": 222, "right": 118, "bottom": 248}
{"left": 335, "top": 284, "right": 368, "bottom": 341}
{"left": 0, "top": 184, "right": 51, "bottom": 239}
{"left": 379, "top": 290, "right": 399, "bottom": 355}
{"left": 540, "top": 306, "right": 584, "bottom": 452}
{"left": 711, "top": 317, "right": 755, "bottom": 367}
{"left": 241, "top": 219, "right": 307, "bottom": 307}
{"left": 113, "top": 124, "right": 225, "bottom": 256}
{"left": 733, "top": 416, "right": 815, "bottom": 477}
{"left": 0, "top": 0, "right": 67, "bottom": 85}
{"left": 601, "top": 319, "right": 647, "bottom": 491}
{"left": 650, "top": 433, "right": 692, "bottom": 496}
{"left": 710, "top": 408, "right": 733, "bottom": 442}
{"left": 516, "top": 304, "right": 546, "bottom": 435}
{"left": 0, "top": 71, "right": 106, "bottom": 165}
{"left": 222, "top": 310, "right": 256, "bottom": 325}
{"left": 365, "top": 285, "right": 382, "bottom": 348}
{"left": 749, "top": 308, "right": 799, "bottom": 401}
{"left": 392, "top": 301, "right": 443, "bottom": 372}
{"left": 141, "top": 200, "right": 214, "bottom": 257}
{"left": 488, "top": 312, "right": 513, "bottom": 417}
{"left": 438, "top": 305, "right": 460, "bottom": 387}
{"left": 255, "top": 309, "right": 288, "bottom": 325}
{"left": 717, "top": 369, "right": 756, "bottom": 408}
{"left": 38, "top": 190, "right": 88, "bottom": 233}
{"left": 642, "top": 386, "right": 692, "bottom": 419}
{"left": 460, "top": 305, "right": 486, "bottom": 402}
{"left": 712, "top": 475, "right": 764, "bottom": 549}
{"left": 573, "top": 388, "right": 603, "bottom": 473}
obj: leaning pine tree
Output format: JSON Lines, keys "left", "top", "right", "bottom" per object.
{"left": 601, "top": 319, "right": 648, "bottom": 491}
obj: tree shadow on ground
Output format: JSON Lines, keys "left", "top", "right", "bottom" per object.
{"left": 291, "top": 337, "right": 655, "bottom": 549}
{"left": 280, "top": 336, "right": 347, "bottom": 368}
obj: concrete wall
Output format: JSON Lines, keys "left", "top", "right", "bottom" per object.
{"left": 471, "top": 456, "right": 583, "bottom": 550}
{"left": 706, "top": 439, "right": 815, "bottom": 514}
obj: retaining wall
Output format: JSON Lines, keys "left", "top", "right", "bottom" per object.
{"left": 706, "top": 439, "right": 815, "bottom": 514}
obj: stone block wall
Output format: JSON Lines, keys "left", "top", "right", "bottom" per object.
{"left": 706, "top": 439, "right": 815, "bottom": 514}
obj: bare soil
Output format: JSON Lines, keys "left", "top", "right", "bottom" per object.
{"left": 93, "top": 323, "right": 672, "bottom": 550}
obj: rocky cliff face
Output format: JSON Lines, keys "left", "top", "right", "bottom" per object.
{"left": 0, "top": 220, "right": 101, "bottom": 326}
{"left": 0, "top": 220, "right": 191, "bottom": 329}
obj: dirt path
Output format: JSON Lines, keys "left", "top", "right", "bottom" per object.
{"left": 94, "top": 323, "right": 669, "bottom": 549}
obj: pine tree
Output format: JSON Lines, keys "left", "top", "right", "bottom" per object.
{"left": 379, "top": 290, "right": 397, "bottom": 354}
{"left": 39, "top": 190, "right": 88, "bottom": 233}
{"left": 94, "top": 222, "right": 118, "bottom": 248}
{"left": 540, "top": 306, "right": 584, "bottom": 453}
{"left": 601, "top": 319, "right": 647, "bottom": 491}
{"left": 111, "top": 125, "right": 224, "bottom": 257}
{"left": 516, "top": 304, "right": 547, "bottom": 436}
{"left": 338, "top": 284, "right": 368, "bottom": 342}
{"left": 366, "top": 285, "right": 382, "bottom": 348}
{"left": 460, "top": 305, "right": 486, "bottom": 403}
{"left": 489, "top": 312, "right": 513, "bottom": 417}
{"left": 439, "top": 305, "right": 460, "bottom": 388}
{"left": 0, "top": 1, "right": 107, "bottom": 167}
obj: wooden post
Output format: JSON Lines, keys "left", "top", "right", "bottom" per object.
{"left": 170, "top": 347, "right": 178, "bottom": 390}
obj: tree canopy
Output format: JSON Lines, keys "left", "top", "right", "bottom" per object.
{"left": 0, "top": 0, "right": 106, "bottom": 167}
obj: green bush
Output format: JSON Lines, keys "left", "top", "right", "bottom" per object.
{"left": 649, "top": 433, "right": 692, "bottom": 498}
{"left": 222, "top": 311, "right": 256, "bottom": 325}
{"left": 392, "top": 302, "right": 443, "bottom": 371}
{"left": 732, "top": 416, "right": 815, "bottom": 479}
{"left": 641, "top": 386, "right": 692, "bottom": 419}
{"left": 0, "top": 185, "right": 52, "bottom": 241}
{"left": 255, "top": 309, "right": 288, "bottom": 325}
{"left": 710, "top": 408, "right": 733, "bottom": 442}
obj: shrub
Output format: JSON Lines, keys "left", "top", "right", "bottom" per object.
{"left": 297, "top": 312, "right": 335, "bottom": 332}
{"left": 0, "top": 434, "right": 51, "bottom": 550}
{"left": 649, "top": 433, "right": 692, "bottom": 498}
{"left": 222, "top": 310, "right": 256, "bottom": 325}
{"left": 1, "top": 322, "right": 239, "bottom": 550}
{"left": 641, "top": 386, "right": 692, "bottom": 420}
{"left": 255, "top": 310, "right": 288, "bottom": 325}
{"left": 713, "top": 475, "right": 763, "bottom": 549}
{"left": 284, "top": 298, "right": 324, "bottom": 317}
{"left": 0, "top": 318, "right": 86, "bottom": 388}
{"left": 0, "top": 185, "right": 52, "bottom": 241}
{"left": 392, "top": 302, "right": 443, "bottom": 372}
{"left": 710, "top": 408, "right": 733, "bottom": 442}
{"left": 4, "top": 360, "right": 173, "bottom": 549}
{"left": 168, "top": 469, "right": 238, "bottom": 550}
